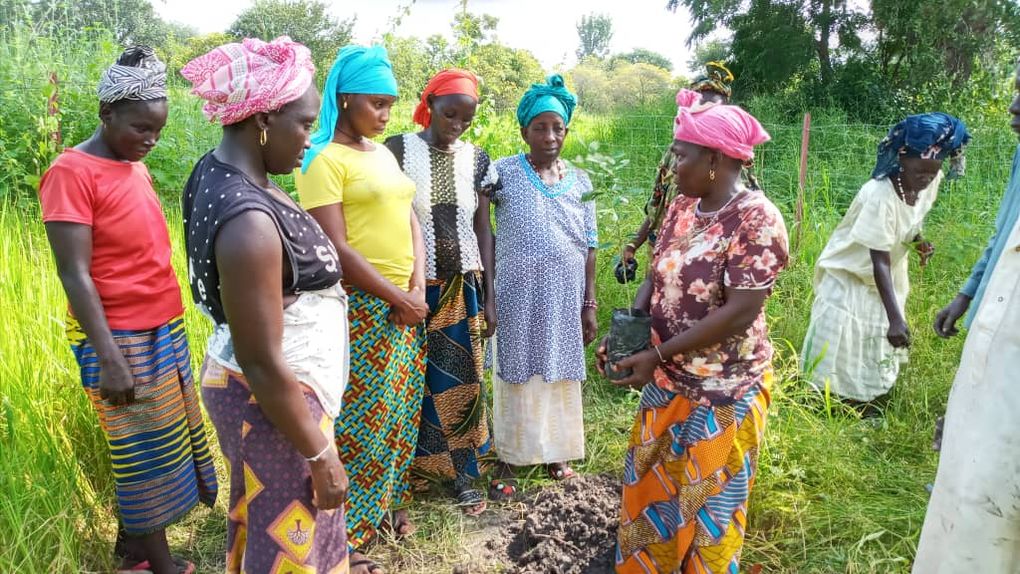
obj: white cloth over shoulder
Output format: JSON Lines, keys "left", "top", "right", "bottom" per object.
{"left": 802, "top": 173, "right": 941, "bottom": 400}
{"left": 912, "top": 214, "right": 1020, "bottom": 573}
{"left": 206, "top": 285, "right": 349, "bottom": 418}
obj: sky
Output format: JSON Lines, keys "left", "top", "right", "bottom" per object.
{"left": 153, "top": 0, "right": 698, "bottom": 74}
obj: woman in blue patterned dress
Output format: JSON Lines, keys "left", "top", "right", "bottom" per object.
{"left": 488, "top": 75, "right": 598, "bottom": 494}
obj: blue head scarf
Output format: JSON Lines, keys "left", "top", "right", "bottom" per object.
{"left": 872, "top": 112, "right": 971, "bottom": 180}
{"left": 301, "top": 45, "right": 399, "bottom": 172}
{"left": 515, "top": 74, "right": 577, "bottom": 128}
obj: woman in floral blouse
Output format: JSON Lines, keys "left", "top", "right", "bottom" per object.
{"left": 598, "top": 89, "right": 788, "bottom": 574}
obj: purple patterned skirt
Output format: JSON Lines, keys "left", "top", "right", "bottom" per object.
{"left": 201, "top": 359, "right": 349, "bottom": 573}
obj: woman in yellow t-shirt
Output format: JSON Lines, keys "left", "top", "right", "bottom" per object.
{"left": 295, "top": 45, "right": 426, "bottom": 574}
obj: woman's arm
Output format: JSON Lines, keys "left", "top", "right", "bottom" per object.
{"left": 398, "top": 211, "right": 428, "bottom": 326}
{"left": 217, "top": 211, "right": 346, "bottom": 510}
{"left": 582, "top": 247, "right": 598, "bottom": 345}
{"left": 45, "top": 222, "right": 135, "bottom": 405}
{"left": 408, "top": 211, "right": 426, "bottom": 292}
{"left": 632, "top": 272, "right": 654, "bottom": 313}
{"left": 624, "top": 217, "right": 653, "bottom": 261}
{"left": 474, "top": 191, "right": 497, "bottom": 338}
{"left": 870, "top": 249, "right": 910, "bottom": 347}
{"left": 308, "top": 203, "right": 418, "bottom": 312}
{"left": 610, "top": 287, "right": 769, "bottom": 387}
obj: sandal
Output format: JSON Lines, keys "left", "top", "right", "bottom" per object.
{"left": 547, "top": 463, "right": 577, "bottom": 481}
{"left": 455, "top": 488, "right": 487, "bottom": 516}
{"left": 117, "top": 558, "right": 194, "bottom": 574}
{"left": 488, "top": 478, "right": 517, "bottom": 502}
{"left": 117, "top": 560, "right": 152, "bottom": 574}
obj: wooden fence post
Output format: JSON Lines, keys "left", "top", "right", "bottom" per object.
{"left": 795, "top": 112, "right": 811, "bottom": 249}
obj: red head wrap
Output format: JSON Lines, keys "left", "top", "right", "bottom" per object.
{"left": 412, "top": 68, "right": 480, "bottom": 128}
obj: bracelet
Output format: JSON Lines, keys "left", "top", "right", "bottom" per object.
{"left": 304, "top": 441, "right": 332, "bottom": 463}
{"left": 625, "top": 242, "right": 637, "bottom": 251}
{"left": 653, "top": 345, "right": 666, "bottom": 363}
{"left": 582, "top": 299, "right": 598, "bottom": 310}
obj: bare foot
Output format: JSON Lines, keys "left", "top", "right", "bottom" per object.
{"left": 379, "top": 509, "right": 415, "bottom": 538}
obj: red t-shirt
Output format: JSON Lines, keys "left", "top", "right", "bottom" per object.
{"left": 39, "top": 148, "right": 183, "bottom": 330}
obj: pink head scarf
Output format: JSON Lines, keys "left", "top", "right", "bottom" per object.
{"left": 673, "top": 89, "right": 770, "bottom": 162}
{"left": 181, "top": 36, "right": 315, "bottom": 126}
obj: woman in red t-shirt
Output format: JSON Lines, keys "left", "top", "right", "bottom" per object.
{"left": 38, "top": 47, "right": 217, "bottom": 574}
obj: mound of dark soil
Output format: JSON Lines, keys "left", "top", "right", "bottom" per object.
{"left": 485, "top": 474, "right": 621, "bottom": 574}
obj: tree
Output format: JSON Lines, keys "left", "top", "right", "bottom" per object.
{"left": 229, "top": 0, "right": 355, "bottom": 74}
{"left": 728, "top": 0, "right": 816, "bottom": 93}
{"left": 466, "top": 42, "right": 544, "bottom": 111}
{"left": 452, "top": 9, "right": 499, "bottom": 57}
{"left": 608, "top": 48, "right": 673, "bottom": 72}
{"left": 576, "top": 13, "right": 613, "bottom": 61}
{"left": 667, "top": 0, "right": 866, "bottom": 84}
{"left": 29, "top": 0, "right": 189, "bottom": 51}
{"left": 608, "top": 63, "right": 673, "bottom": 107}
{"left": 872, "top": 0, "right": 1020, "bottom": 87}
{"left": 686, "top": 39, "right": 730, "bottom": 72}
{"left": 567, "top": 62, "right": 612, "bottom": 112}
{"left": 383, "top": 34, "right": 437, "bottom": 100}
{"left": 166, "top": 32, "right": 237, "bottom": 75}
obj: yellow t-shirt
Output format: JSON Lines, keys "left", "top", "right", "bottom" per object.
{"left": 295, "top": 142, "right": 416, "bottom": 288}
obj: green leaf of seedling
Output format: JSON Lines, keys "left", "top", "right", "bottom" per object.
{"left": 581, "top": 190, "right": 604, "bottom": 201}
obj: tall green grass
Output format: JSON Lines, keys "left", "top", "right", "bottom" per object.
{"left": 2, "top": 26, "right": 1019, "bottom": 574}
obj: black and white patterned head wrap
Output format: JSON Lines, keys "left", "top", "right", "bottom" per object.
{"left": 97, "top": 46, "right": 167, "bottom": 104}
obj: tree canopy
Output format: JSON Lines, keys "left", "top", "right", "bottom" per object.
{"left": 576, "top": 12, "right": 614, "bottom": 61}
{"left": 228, "top": 0, "right": 355, "bottom": 75}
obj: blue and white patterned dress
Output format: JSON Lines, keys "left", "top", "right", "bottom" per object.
{"left": 489, "top": 153, "right": 597, "bottom": 465}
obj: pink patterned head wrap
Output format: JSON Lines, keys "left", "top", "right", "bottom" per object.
{"left": 181, "top": 36, "right": 315, "bottom": 126}
{"left": 673, "top": 88, "right": 770, "bottom": 161}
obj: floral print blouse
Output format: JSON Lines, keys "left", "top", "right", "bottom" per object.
{"left": 650, "top": 189, "right": 789, "bottom": 405}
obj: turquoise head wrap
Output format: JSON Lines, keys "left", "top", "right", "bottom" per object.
{"left": 301, "top": 44, "right": 399, "bottom": 172}
{"left": 515, "top": 74, "right": 577, "bottom": 128}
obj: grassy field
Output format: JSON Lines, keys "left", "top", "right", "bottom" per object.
{"left": 2, "top": 28, "right": 1019, "bottom": 574}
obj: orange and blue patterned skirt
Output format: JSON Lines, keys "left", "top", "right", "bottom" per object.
{"left": 616, "top": 370, "right": 772, "bottom": 574}
{"left": 336, "top": 286, "right": 426, "bottom": 550}
{"left": 68, "top": 315, "right": 218, "bottom": 536}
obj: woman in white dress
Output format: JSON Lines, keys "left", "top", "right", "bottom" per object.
{"left": 801, "top": 113, "right": 970, "bottom": 405}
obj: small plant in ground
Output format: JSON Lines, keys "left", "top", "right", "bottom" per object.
{"left": 572, "top": 141, "right": 652, "bottom": 380}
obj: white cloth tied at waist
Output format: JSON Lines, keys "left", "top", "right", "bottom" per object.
{"left": 205, "top": 285, "right": 349, "bottom": 419}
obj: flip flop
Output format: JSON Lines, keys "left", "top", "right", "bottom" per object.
{"left": 547, "top": 464, "right": 577, "bottom": 481}
{"left": 117, "top": 558, "right": 193, "bottom": 574}
{"left": 116, "top": 560, "right": 152, "bottom": 574}
{"left": 488, "top": 478, "right": 517, "bottom": 502}
{"left": 455, "top": 488, "right": 487, "bottom": 516}
{"left": 351, "top": 556, "right": 383, "bottom": 574}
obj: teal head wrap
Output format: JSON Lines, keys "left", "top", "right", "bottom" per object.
{"left": 515, "top": 74, "right": 577, "bottom": 128}
{"left": 302, "top": 44, "right": 399, "bottom": 172}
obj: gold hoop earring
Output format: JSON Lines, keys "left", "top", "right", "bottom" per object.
{"left": 260, "top": 129, "right": 268, "bottom": 147}
{"left": 709, "top": 169, "right": 716, "bottom": 181}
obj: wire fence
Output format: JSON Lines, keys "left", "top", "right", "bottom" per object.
{"left": 3, "top": 76, "right": 1018, "bottom": 220}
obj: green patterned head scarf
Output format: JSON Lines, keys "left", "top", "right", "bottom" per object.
{"left": 689, "top": 61, "right": 734, "bottom": 99}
